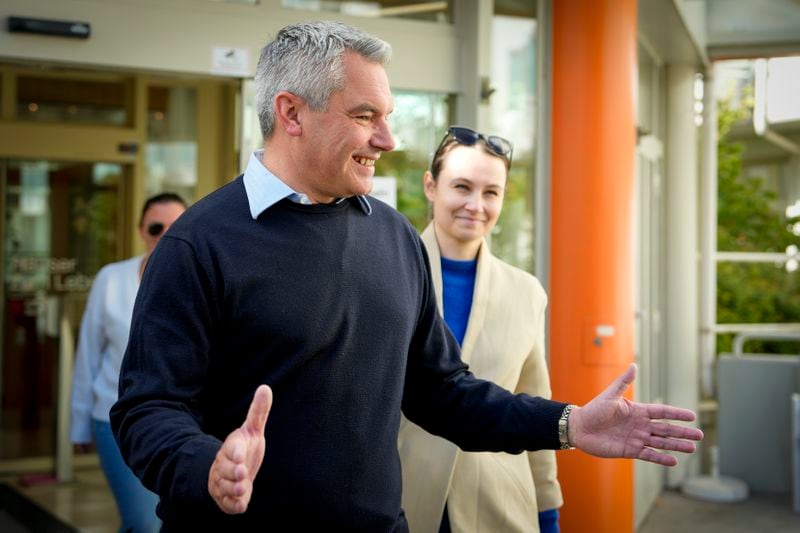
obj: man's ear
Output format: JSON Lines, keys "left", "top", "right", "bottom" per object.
{"left": 274, "top": 91, "right": 303, "bottom": 137}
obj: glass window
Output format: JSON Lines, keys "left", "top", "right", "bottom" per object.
{"left": 718, "top": 261, "right": 800, "bottom": 323}
{"left": 714, "top": 59, "right": 800, "bottom": 355}
{"left": 2, "top": 160, "right": 124, "bottom": 460}
{"left": 718, "top": 158, "right": 798, "bottom": 253}
{"left": 715, "top": 62, "right": 799, "bottom": 257}
{"left": 380, "top": 90, "right": 450, "bottom": 228}
{"left": 16, "top": 75, "right": 131, "bottom": 126}
{"left": 281, "top": 0, "right": 452, "bottom": 23}
{"left": 146, "top": 86, "right": 198, "bottom": 202}
{"left": 717, "top": 262, "right": 800, "bottom": 354}
{"left": 494, "top": 0, "right": 535, "bottom": 18}
{"left": 4, "top": 162, "right": 122, "bottom": 280}
{"left": 487, "top": 14, "right": 537, "bottom": 272}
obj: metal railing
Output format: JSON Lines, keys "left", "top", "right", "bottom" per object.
{"left": 732, "top": 331, "right": 800, "bottom": 357}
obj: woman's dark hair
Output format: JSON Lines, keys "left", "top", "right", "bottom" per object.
{"left": 139, "top": 192, "right": 187, "bottom": 227}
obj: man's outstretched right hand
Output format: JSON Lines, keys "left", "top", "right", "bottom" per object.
{"left": 208, "top": 384, "right": 272, "bottom": 514}
{"left": 568, "top": 364, "right": 703, "bottom": 466}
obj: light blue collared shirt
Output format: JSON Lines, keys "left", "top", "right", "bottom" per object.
{"left": 242, "top": 150, "right": 372, "bottom": 219}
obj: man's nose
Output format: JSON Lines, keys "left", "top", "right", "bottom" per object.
{"left": 372, "top": 120, "right": 396, "bottom": 152}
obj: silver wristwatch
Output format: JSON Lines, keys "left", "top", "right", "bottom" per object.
{"left": 558, "top": 404, "right": 577, "bottom": 450}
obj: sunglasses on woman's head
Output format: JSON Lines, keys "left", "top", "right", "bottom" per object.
{"left": 435, "top": 126, "right": 513, "bottom": 165}
{"left": 147, "top": 222, "right": 165, "bottom": 237}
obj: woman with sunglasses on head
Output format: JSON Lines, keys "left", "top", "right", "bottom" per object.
{"left": 70, "top": 192, "right": 186, "bottom": 532}
{"left": 398, "top": 127, "right": 563, "bottom": 533}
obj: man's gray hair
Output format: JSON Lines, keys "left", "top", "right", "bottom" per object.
{"left": 255, "top": 21, "right": 392, "bottom": 140}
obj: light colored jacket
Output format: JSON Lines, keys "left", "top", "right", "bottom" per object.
{"left": 398, "top": 224, "right": 563, "bottom": 533}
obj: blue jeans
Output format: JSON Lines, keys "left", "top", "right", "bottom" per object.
{"left": 93, "top": 419, "right": 161, "bottom": 533}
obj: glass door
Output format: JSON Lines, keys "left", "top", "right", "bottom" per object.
{"left": 0, "top": 159, "right": 126, "bottom": 463}
{"left": 0, "top": 62, "right": 236, "bottom": 476}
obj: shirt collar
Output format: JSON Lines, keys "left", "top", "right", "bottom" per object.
{"left": 243, "top": 150, "right": 372, "bottom": 219}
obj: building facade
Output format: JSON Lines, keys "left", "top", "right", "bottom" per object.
{"left": 1, "top": 1, "right": 798, "bottom": 531}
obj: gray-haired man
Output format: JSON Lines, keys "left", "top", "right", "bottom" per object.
{"left": 111, "top": 20, "right": 702, "bottom": 531}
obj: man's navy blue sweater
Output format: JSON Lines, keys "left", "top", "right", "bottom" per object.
{"left": 111, "top": 177, "right": 565, "bottom": 531}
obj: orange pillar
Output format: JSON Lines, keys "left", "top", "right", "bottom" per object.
{"left": 550, "top": 1, "right": 637, "bottom": 533}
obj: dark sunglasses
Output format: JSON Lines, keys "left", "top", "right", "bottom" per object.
{"left": 147, "top": 222, "right": 165, "bottom": 237}
{"left": 435, "top": 126, "right": 513, "bottom": 165}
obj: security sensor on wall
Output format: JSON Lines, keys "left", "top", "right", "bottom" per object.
{"left": 7, "top": 16, "right": 91, "bottom": 39}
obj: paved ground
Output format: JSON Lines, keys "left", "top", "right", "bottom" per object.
{"left": 639, "top": 489, "right": 800, "bottom": 533}
{"left": 4, "top": 467, "right": 800, "bottom": 532}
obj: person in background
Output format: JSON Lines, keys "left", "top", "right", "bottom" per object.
{"left": 398, "top": 126, "right": 562, "bottom": 533}
{"left": 110, "top": 21, "right": 702, "bottom": 531}
{"left": 70, "top": 192, "right": 186, "bottom": 533}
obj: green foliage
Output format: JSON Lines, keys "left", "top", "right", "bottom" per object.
{"left": 716, "top": 99, "right": 800, "bottom": 354}
{"left": 717, "top": 101, "right": 796, "bottom": 252}
{"left": 378, "top": 149, "right": 429, "bottom": 231}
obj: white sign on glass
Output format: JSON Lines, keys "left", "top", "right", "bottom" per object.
{"left": 371, "top": 177, "right": 397, "bottom": 210}
{"left": 211, "top": 46, "right": 250, "bottom": 77}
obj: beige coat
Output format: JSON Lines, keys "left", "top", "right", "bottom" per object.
{"left": 398, "top": 224, "right": 563, "bottom": 533}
